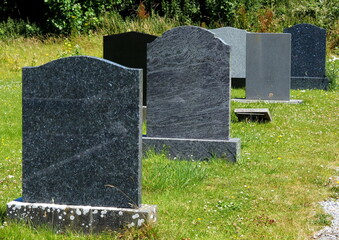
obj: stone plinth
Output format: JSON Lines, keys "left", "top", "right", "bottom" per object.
{"left": 143, "top": 137, "right": 240, "bottom": 162}
{"left": 7, "top": 200, "right": 157, "bottom": 233}
{"left": 234, "top": 108, "right": 272, "bottom": 122}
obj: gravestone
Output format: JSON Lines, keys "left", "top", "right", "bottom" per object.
{"left": 246, "top": 33, "right": 291, "bottom": 101}
{"left": 283, "top": 23, "right": 328, "bottom": 89}
{"left": 103, "top": 32, "right": 157, "bottom": 106}
{"left": 143, "top": 26, "right": 240, "bottom": 161}
{"left": 210, "top": 27, "right": 247, "bottom": 88}
{"left": 7, "top": 56, "right": 156, "bottom": 232}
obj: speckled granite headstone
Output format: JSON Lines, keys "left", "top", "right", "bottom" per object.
{"left": 103, "top": 32, "right": 157, "bottom": 106}
{"left": 22, "top": 56, "right": 142, "bottom": 209}
{"left": 210, "top": 27, "right": 247, "bottom": 79}
{"left": 143, "top": 26, "right": 240, "bottom": 161}
{"left": 246, "top": 33, "right": 291, "bottom": 101}
{"left": 284, "top": 23, "right": 328, "bottom": 89}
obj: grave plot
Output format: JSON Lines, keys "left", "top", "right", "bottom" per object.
{"left": 7, "top": 56, "right": 156, "bottom": 233}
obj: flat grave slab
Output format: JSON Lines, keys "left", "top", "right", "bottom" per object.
{"left": 234, "top": 108, "right": 272, "bottom": 122}
{"left": 232, "top": 99, "right": 303, "bottom": 104}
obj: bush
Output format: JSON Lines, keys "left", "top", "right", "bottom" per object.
{"left": 43, "top": 0, "right": 111, "bottom": 34}
{"left": 0, "top": 18, "right": 42, "bottom": 40}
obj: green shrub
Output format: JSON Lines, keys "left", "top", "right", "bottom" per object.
{"left": 327, "top": 57, "right": 339, "bottom": 90}
{"left": 43, "top": 0, "right": 109, "bottom": 34}
{"left": 0, "top": 18, "right": 42, "bottom": 40}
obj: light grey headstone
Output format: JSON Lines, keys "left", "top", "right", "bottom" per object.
{"left": 246, "top": 33, "right": 291, "bottom": 101}
{"left": 143, "top": 26, "right": 240, "bottom": 161}
{"left": 210, "top": 27, "right": 247, "bottom": 79}
{"left": 22, "top": 56, "right": 143, "bottom": 209}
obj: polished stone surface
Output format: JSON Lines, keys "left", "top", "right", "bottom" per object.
{"left": 246, "top": 33, "right": 291, "bottom": 101}
{"left": 7, "top": 201, "right": 157, "bottom": 233}
{"left": 147, "top": 26, "right": 231, "bottom": 140}
{"left": 144, "top": 26, "right": 240, "bottom": 161}
{"left": 22, "top": 56, "right": 143, "bottom": 208}
{"left": 103, "top": 32, "right": 157, "bottom": 105}
{"left": 284, "top": 24, "right": 328, "bottom": 90}
{"left": 210, "top": 27, "right": 247, "bottom": 79}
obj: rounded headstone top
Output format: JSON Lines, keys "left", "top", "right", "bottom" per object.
{"left": 149, "top": 25, "right": 230, "bottom": 50}
{"left": 24, "top": 55, "right": 140, "bottom": 71}
{"left": 284, "top": 23, "right": 326, "bottom": 33}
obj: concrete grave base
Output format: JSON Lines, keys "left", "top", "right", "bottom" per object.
{"left": 7, "top": 200, "right": 157, "bottom": 233}
{"left": 232, "top": 99, "right": 303, "bottom": 104}
{"left": 291, "top": 77, "right": 329, "bottom": 90}
{"left": 143, "top": 137, "right": 240, "bottom": 162}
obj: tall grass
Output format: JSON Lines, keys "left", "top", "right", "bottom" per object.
{"left": 327, "top": 56, "right": 339, "bottom": 90}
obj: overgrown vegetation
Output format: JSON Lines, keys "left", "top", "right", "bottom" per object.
{"left": 0, "top": 0, "right": 338, "bottom": 55}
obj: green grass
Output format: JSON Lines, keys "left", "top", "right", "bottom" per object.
{"left": 0, "top": 24, "right": 338, "bottom": 239}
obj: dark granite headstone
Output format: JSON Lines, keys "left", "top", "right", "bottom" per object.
{"left": 283, "top": 23, "right": 328, "bottom": 89}
{"left": 103, "top": 32, "right": 157, "bottom": 106}
{"left": 22, "top": 56, "right": 142, "bottom": 209}
{"left": 246, "top": 33, "right": 291, "bottom": 101}
{"left": 210, "top": 27, "right": 247, "bottom": 88}
{"left": 143, "top": 26, "right": 240, "bottom": 161}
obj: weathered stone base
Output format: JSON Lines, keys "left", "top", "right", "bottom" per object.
{"left": 232, "top": 98, "right": 303, "bottom": 104}
{"left": 7, "top": 200, "right": 157, "bottom": 233}
{"left": 291, "top": 77, "right": 329, "bottom": 90}
{"left": 143, "top": 137, "right": 240, "bottom": 162}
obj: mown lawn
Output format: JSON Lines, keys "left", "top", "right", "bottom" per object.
{"left": 0, "top": 34, "right": 338, "bottom": 239}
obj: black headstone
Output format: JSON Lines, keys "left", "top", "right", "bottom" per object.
{"left": 283, "top": 23, "right": 328, "bottom": 89}
{"left": 22, "top": 56, "right": 143, "bottom": 209}
{"left": 103, "top": 32, "right": 157, "bottom": 106}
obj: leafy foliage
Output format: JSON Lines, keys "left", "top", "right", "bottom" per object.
{"left": 43, "top": 0, "right": 110, "bottom": 34}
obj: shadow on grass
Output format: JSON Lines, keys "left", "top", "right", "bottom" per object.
{"left": 0, "top": 205, "right": 7, "bottom": 224}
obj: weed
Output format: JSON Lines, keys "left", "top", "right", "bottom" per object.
{"left": 326, "top": 56, "right": 338, "bottom": 90}
{"left": 313, "top": 213, "right": 332, "bottom": 226}
{"left": 329, "top": 186, "right": 339, "bottom": 199}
